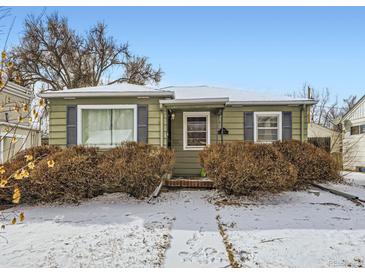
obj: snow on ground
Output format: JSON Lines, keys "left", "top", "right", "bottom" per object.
{"left": 0, "top": 190, "right": 226, "bottom": 268}
{"left": 1, "top": 172, "right": 365, "bottom": 267}
{"left": 216, "top": 173, "right": 365, "bottom": 267}
{"left": 162, "top": 191, "right": 228, "bottom": 267}
{"left": 0, "top": 193, "right": 173, "bottom": 267}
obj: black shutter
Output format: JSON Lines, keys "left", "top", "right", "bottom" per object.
{"left": 66, "top": 105, "right": 77, "bottom": 146}
{"left": 244, "top": 112, "right": 254, "bottom": 141}
{"left": 137, "top": 105, "right": 148, "bottom": 143}
{"left": 282, "top": 111, "right": 292, "bottom": 140}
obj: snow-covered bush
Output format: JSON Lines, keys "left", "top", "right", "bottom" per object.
{"left": 200, "top": 142, "right": 298, "bottom": 196}
{"left": 273, "top": 140, "right": 342, "bottom": 187}
{"left": 98, "top": 142, "right": 175, "bottom": 199}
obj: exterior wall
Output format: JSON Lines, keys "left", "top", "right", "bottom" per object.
{"left": 171, "top": 105, "right": 308, "bottom": 176}
{"left": 0, "top": 126, "right": 41, "bottom": 163}
{"left": 342, "top": 97, "right": 365, "bottom": 170}
{"left": 342, "top": 118, "right": 365, "bottom": 170}
{"left": 222, "top": 105, "right": 308, "bottom": 142}
{"left": 171, "top": 109, "right": 218, "bottom": 176}
{"left": 0, "top": 89, "right": 33, "bottom": 128}
{"left": 48, "top": 97, "right": 163, "bottom": 146}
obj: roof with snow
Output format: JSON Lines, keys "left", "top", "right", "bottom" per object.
{"left": 40, "top": 83, "right": 316, "bottom": 105}
{"left": 161, "top": 85, "right": 316, "bottom": 105}
{"left": 40, "top": 83, "right": 173, "bottom": 98}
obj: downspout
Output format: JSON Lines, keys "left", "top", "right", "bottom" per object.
{"left": 300, "top": 104, "right": 306, "bottom": 143}
{"left": 220, "top": 108, "right": 224, "bottom": 143}
{"left": 160, "top": 108, "right": 164, "bottom": 147}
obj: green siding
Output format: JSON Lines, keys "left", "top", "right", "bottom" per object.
{"left": 171, "top": 109, "right": 218, "bottom": 176}
{"left": 222, "top": 105, "right": 308, "bottom": 142}
{"left": 48, "top": 97, "right": 162, "bottom": 146}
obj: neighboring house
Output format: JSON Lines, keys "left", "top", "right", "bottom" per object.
{"left": 308, "top": 123, "right": 341, "bottom": 153}
{"left": 0, "top": 82, "right": 41, "bottom": 163}
{"left": 341, "top": 95, "right": 365, "bottom": 171}
{"left": 40, "top": 83, "right": 316, "bottom": 176}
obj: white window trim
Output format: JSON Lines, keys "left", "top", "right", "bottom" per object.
{"left": 0, "top": 133, "right": 27, "bottom": 163}
{"left": 77, "top": 104, "right": 138, "bottom": 148}
{"left": 183, "top": 111, "right": 210, "bottom": 151}
{"left": 254, "top": 112, "right": 282, "bottom": 143}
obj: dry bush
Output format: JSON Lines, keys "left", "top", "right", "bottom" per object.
{"left": 28, "top": 146, "right": 102, "bottom": 204}
{"left": 98, "top": 142, "right": 175, "bottom": 199}
{"left": 200, "top": 142, "right": 298, "bottom": 196}
{"left": 273, "top": 140, "right": 342, "bottom": 187}
{"left": 0, "top": 145, "right": 61, "bottom": 204}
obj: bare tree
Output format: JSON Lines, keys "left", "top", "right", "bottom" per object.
{"left": 290, "top": 83, "right": 357, "bottom": 130}
{"left": 12, "top": 13, "right": 162, "bottom": 90}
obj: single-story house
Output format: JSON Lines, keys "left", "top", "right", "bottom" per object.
{"left": 1, "top": 82, "right": 41, "bottom": 163}
{"left": 40, "top": 83, "right": 316, "bottom": 176}
{"left": 341, "top": 95, "right": 365, "bottom": 171}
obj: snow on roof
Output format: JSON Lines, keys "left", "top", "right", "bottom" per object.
{"left": 40, "top": 83, "right": 316, "bottom": 105}
{"left": 40, "top": 83, "right": 173, "bottom": 98}
{"left": 162, "top": 85, "right": 315, "bottom": 105}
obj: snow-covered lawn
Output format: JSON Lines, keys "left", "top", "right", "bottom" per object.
{"left": 215, "top": 172, "right": 365, "bottom": 267}
{"left": 0, "top": 172, "right": 364, "bottom": 267}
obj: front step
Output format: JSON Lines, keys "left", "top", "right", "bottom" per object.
{"left": 165, "top": 178, "right": 214, "bottom": 189}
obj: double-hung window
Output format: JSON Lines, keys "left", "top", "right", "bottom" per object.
{"left": 254, "top": 112, "right": 282, "bottom": 143}
{"left": 77, "top": 105, "right": 137, "bottom": 148}
{"left": 183, "top": 112, "right": 210, "bottom": 150}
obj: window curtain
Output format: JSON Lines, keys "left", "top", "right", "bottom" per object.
{"left": 112, "top": 109, "right": 134, "bottom": 145}
{"left": 81, "top": 108, "right": 134, "bottom": 146}
{"left": 82, "top": 109, "right": 111, "bottom": 146}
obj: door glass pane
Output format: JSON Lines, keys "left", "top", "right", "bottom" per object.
{"left": 187, "top": 117, "right": 207, "bottom": 131}
{"left": 112, "top": 109, "right": 134, "bottom": 145}
{"left": 186, "top": 116, "right": 207, "bottom": 147}
{"left": 82, "top": 109, "right": 111, "bottom": 146}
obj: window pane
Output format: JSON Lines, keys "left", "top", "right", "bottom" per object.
{"left": 82, "top": 109, "right": 111, "bottom": 146}
{"left": 112, "top": 109, "right": 134, "bottom": 145}
{"left": 257, "top": 129, "right": 278, "bottom": 142}
{"left": 360, "top": 124, "right": 365, "bottom": 134}
{"left": 258, "top": 116, "right": 278, "bottom": 128}
{"left": 186, "top": 116, "right": 207, "bottom": 147}
{"left": 187, "top": 117, "right": 207, "bottom": 131}
{"left": 351, "top": 126, "right": 360, "bottom": 135}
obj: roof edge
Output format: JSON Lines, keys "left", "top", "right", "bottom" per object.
{"left": 341, "top": 95, "right": 365, "bottom": 121}
{"left": 227, "top": 99, "right": 317, "bottom": 106}
{"left": 40, "top": 91, "right": 174, "bottom": 98}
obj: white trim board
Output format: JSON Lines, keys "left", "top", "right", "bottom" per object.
{"left": 183, "top": 111, "right": 210, "bottom": 151}
{"left": 77, "top": 104, "right": 138, "bottom": 148}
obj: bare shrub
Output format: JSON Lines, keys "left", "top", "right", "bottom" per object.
{"left": 273, "top": 140, "right": 342, "bottom": 187}
{"left": 0, "top": 145, "right": 62, "bottom": 204}
{"left": 29, "top": 146, "right": 102, "bottom": 204}
{"left": 200, "top": 142, "right": 298, "bottom": 196}
{"left": 98, "top": 142, "right": 175, "bottom": 199}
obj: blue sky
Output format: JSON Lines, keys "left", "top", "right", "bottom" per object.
{"left": 2, "top": 6, "right": 365, "bottom": 101}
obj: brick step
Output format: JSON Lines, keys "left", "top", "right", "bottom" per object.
{"left": 165, "top": 178, "right": 214, "bottom": 188}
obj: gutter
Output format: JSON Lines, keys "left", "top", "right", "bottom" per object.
{"left": 39, "top": 91, "right": 174, "bottom": 99}
{"left": 159, "top": 98, "right": 229, "bottom": 105}
{"left": 227, "top": 100, "right": 317, "bottom": 106}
